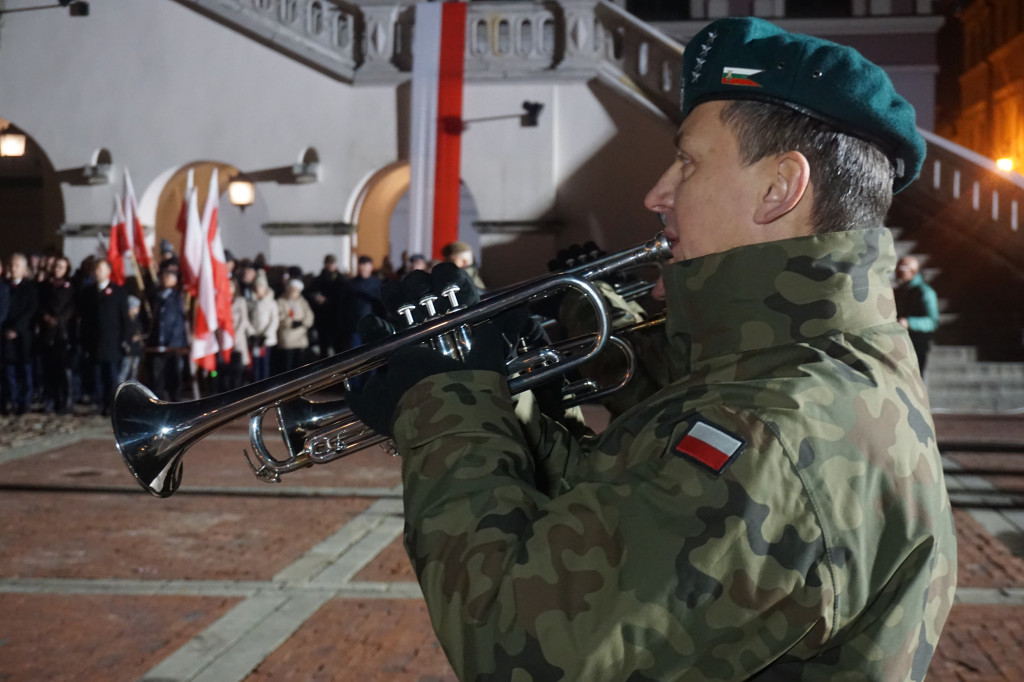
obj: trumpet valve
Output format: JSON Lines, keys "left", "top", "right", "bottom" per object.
{"left": 430, "top": 330, "right": 460, "bottom": 360}
{"left": 441, "top": 284, "right": 461, "bottom": 309}
{"left": 419, "top": 294, "right": 439, "bottom": 318}
{"left": 397, "top": 304, "right": 416, "bottom": 327}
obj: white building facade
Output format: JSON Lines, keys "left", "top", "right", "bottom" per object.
{"left": 0, "top": 0, "right": 944, "bottom": 286}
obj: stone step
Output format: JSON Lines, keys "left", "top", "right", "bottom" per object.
{"left": 926, "top": 362, "right": 1024, "bottom": 381}
{"left": 929, "top": 345, "right": 979, "bottom": 363}
{"left": 927, "top": 379, "right": 1024, "bottom": 396}
{"left": 927, "top": 389, "right": 1024, "bottom": 414}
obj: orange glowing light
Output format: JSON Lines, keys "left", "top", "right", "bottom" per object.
{"left": 996, "top": 157, "right": 1014, "bottom": 172}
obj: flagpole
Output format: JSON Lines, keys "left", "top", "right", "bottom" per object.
{"left": 127, "top": 251, "right": 154, "bottom": 320}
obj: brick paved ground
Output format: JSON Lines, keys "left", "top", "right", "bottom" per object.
{"left": 0, "top": 409, "right": 1022, "bottom": 681}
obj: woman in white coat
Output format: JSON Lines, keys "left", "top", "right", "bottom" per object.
{"left": 223, "top": 279, "right": 253, "bottom": 390}
{"left": 249, "top": 272, "right": 279, "bottom": 381}
{"left": 276, "top": 278, "right": 315, "bottom": 373}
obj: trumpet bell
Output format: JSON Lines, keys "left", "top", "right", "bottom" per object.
{"left": 113, "top": 381, "right": 186, "bottom": 498}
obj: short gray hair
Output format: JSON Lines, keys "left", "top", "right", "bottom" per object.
{"left": 720, "top": 100, "right": 894, "bottom": 234}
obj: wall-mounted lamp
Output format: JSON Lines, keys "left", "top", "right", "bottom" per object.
{"left": 292, "top": 147, "right": 320, "bottom": 184}
{"left": 996, "top": 157, "right": 1015, "bottom": 172}
{"left": 82, "top": 147, "right": 112, "bottom": 184}
{"left": 228, "top": 176, "right": 256, "bottom": 207}
{"left": 229, "top": 147, "right": 321, "bottom": 204}
{"left": 0, "top": 132, "right": 26, "bottom": 158}
{"left": 521, "top": 101, "right": 544, "bottom": 127}
{"left": 0, "top": 0, "right": 89, "bottom": 17}
{"left": 459, "top": 101, "right": 545, "bottom": 132}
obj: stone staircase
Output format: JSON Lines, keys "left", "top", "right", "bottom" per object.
{"left": 925, "top": 346, "right": 1024, "bottom": 414}
{"left": 892, "top": 225, "right": 1024, "bottom": 413}
{"left": 889, "top": 131, "right": 1024, "bottom": 414}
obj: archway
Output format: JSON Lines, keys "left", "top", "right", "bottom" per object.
{"left": 349, "top": 161, "right": 482, "bottom": 272}
{"left": 0, "top": 121, "right": 65, "bottom": 261}
{"left": 349, "top": 161, "right": 410, "bottom": 270}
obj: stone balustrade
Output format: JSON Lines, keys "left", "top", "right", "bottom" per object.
{"left": 191, "top": 0, "right": 364, "bottom": 81}
{"left": 684, "top": 0, "right": 935, "bottom": 19}
{"left": 173, "top": 0, "right": 685, "bottom": 95}
{"left": 919, "top": 128, "right": 1024, "bottom": 270}
{"left": 595, "top": 1, "right": 683, "bottom": 121}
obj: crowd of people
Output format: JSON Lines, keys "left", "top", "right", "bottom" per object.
{"left": 0, "top": 240, "right": 475, "bottom": 417}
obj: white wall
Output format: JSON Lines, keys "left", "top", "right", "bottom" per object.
{"left": 0, "top": 0, "right": 398, "bottom": 226}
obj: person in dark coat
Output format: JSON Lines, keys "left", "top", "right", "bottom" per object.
{"left": 0, "top": 260, "right": 9, "bottom": 392}
{"left": 309, "top": 254, "right": 347, "bottom": 358}
{"left": 344, "top": 255, "right": 384, "bottom": 349}
{"left": 147, "top": 268, "right": 188, "bottom": 402}
{"left": 38, "top": 256, "right": 76, "bottom": 413}
{"left": 2, "top": 254, "right": 39, "bottom": 414}
{"left": 78, "top": 259, "right": 130, "bottom": 415}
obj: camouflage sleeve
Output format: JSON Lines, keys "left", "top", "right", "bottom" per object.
{"left": 558, "top": 280, "right": 646, "bottom": 336}
{"left": 393, "top": 371, "right": 832, "bottom": 681}
{"left": 510, "top": 389, "right": 589, "bottom": 498}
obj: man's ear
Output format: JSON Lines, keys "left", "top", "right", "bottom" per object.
{"left": 753, "top": 151, "right": 810, "bottom": 225}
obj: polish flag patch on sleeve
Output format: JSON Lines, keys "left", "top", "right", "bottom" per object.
{"left": 674, "top": 419, "right": 745, "bottom": 475}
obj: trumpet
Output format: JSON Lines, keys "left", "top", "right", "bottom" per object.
{"left": 113, "top": 233, "right": 671, "bottom": 497}
{"left": 270, "top": 329, "right": 648, "bottom": 468}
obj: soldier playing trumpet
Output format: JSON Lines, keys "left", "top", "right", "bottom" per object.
{"left": 352, "top": 17, "right": 961, "bottom": 680}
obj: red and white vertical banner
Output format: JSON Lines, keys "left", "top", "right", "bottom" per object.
{"left": 408, "top": 0, "right": 467, "bottom": 261}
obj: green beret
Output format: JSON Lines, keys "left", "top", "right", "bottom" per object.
{"left": 681, "top": 17, "right": 925, "bottom": 193}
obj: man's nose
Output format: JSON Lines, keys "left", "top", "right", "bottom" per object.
{"left": 644, "top": 163, "right": 678, "bottom": 214}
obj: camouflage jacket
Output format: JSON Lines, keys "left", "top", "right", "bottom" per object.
{"left": 392, "top": 228, "right": 957, "bottom": 681}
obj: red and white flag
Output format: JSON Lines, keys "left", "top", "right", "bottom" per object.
{"left": 408, "top": 0, "right": 466, "bottom": 261}
{"left": 674, "top": 420, "right": 745, "bottom": 475}
{"left": 123, "top": 169, "right": 152, "bottom": 269}
{"left": 106, "top": 194, "right": 130, "bottom": 286}
{"left": 188, "top": 186, "right": 219, "bottom": 372}
{"left": 179, "top": 169, "right": 201, "bottom": 296}
{"left": 200, "top": 168, "right": 235, "bottom": 361}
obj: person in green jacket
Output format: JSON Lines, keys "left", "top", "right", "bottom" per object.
{"left": 350, "top": 16, "right": 956, "bottom": 681}
{"left": 895, "top": 255, "right": 941, "bottom": 373}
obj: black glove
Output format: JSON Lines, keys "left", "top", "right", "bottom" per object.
{"left": 356, "top": 314, "right": 396, "bottom": 345}
{"left": 381, "top": 263, "right": 480, "bottom": 329}
{"left": 548, "top": 242, "right": 607, "bottom": 272}
{"left": 347, "top": 322, "right": 508, "bottom": 437}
